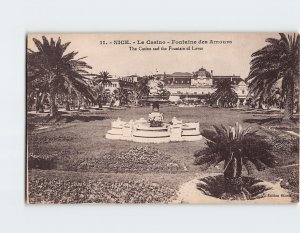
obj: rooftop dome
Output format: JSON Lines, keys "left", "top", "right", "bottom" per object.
{"left": 193, "top": 67, "right": 212, "bottom": 78}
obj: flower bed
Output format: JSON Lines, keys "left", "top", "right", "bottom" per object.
{"left": 28, "top": 154, "right": 57, "bottom": 170}
{"left": 28, "top": 134, "right": 75, "bottom": 144}
{"left": 63, "top": 146, "right": 185, "bottom": 173}
{"left": 28, "top": 176, "right": 176, "bottom": 204}
{"left": 197, "top": 175, "right": 272, "bottom": 200}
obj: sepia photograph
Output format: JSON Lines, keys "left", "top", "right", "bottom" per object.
{"left": 26, "top": 32, "right": 299, "bottom": 204}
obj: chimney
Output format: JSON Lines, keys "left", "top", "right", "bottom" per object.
{"left": 211, "top": 70, "right": 213, "bottom": 77}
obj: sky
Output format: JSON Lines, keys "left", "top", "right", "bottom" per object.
{"left": 27, "top": 32, "right": 280, "bottom": 79}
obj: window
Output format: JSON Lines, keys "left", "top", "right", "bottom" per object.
{"left": 242, "top": 90, "right": 245, "bottom": 94}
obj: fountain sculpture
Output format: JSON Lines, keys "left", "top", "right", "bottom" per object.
{"left": 105, "top": 95, "right": 202, "bottom": 143}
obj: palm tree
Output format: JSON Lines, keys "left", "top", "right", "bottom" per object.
{"left": 194, "top": 122, "right": 276, "bottom": 199}
{"left": 133, "top": 76, "right": 150, "bottom": 105}
{"left": 56, "top": 81, "right": 94, "bottom": 111}
{"left": 211, "top": 80, "right": 238, "bottom": 107}
{"left": 93, "top": 71, "right": 112, "bottom": 85}
{"left": 118, "top": 86, "right": 130, "bottom": 106}
{"left": 264, "top": 87, "right": 284, "bottom": 109}
{"left": 27, "top": 75, "right": 49, "bottom": 113}
{"left": 246, "top": 33, "right": 299, "bottom": 120}
{"left": 92, "top": 71, "right": 112, "bottom": 108}
{"left": 27, "top": 36, "right": 94, "bottom": 117}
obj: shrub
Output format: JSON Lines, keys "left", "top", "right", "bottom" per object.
{"left": 28, "top": 154, "right": 57, "bottom": 170}
{"left": 195, "top": 122, "right": 277, "bottom": 198}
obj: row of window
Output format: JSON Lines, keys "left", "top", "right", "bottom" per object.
{"left": 174, "top": 90, "right": 245, "bottom": 94}
{"left": 176, "top": 91, "right": 211, "bottom": 94}
{"left": 104, "top": 84, "right": 118, "bottom": 87}
{"left": 166, "top": 80, "right": 190, "bottom": 84}
{"left": 166, "top": 79, "right": 241, "bottom": 85}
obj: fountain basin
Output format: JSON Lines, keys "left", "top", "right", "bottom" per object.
{"left": 105, "top": 118, "right": 202, "bottom": 143}
{"left": 181, "top": 123, "right": 203, "bottom": 141}
{"left": 132, "top": 124, "right": 171, "bottom": 143}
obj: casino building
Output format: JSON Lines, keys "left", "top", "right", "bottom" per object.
{"left": 103, "top": 68, "right": 248, "bottom": 105}
{"left": 158, "top": 67, "right": 248, "bottom": 104}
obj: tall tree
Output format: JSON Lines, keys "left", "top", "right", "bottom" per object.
{"left": 264, "top": 87, "right": 284, "bottom": 109}
{"left": 27, "top": 75, "right": 49, "bottom": 113}
{"left": 246, "top": 33, "right": 299, "bottom": 120}
{"left": 211, "top": 80, "right": 238, "bottom": 107}
{"left": 93, "top": 71, "right": 112, "bottom": 85}
{"left": 116, "top": 83, "right": 130, "bottom": 106}
{"left": 92, "top": 71, "right": 112, "bottom": 108}
{"left": 133, "top": 76, "right": 150, "bottom": 105}
{"left": 27, "top": 36, "right": 94, "bottom": 116}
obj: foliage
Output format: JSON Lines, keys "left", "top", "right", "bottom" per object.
{"left": 194, "top": 122, "right": 276, "bottom": 197}
{"left": 134, "top": 76, "right": 151, "bottom": 101}
{"left": 264, "top": 87, "right": 284, "bottom": 108}
{"left": 148, "top": 112, "right": 164, "bottom": 127}
{"left": 27, "top": 36, "right": 94, "bottom": 116}
{"left": 148, "top": 75, "right": 170, "bottom": 98}
{"left": 210, "top": 80, "right": 238, "bottom": 107}
{"left": 195, "top": 123, "right": 276, "bottom": 175}
{"left": 29, "top": 176, "right": 176, "bottom": 204}
{"left": 197, "top": 175, "right": 271, "bottom": 200}
{"left": 246, "top": 33, "right": 299, "bottom": 120}
{"left": 28, "top": 154, "right": 57, "bottom": 170}
{"left": 92, "top": 71, "right": 112, "bottom": 86}
{"left": 92, "top": 71, "right": 112, "bottom": 107}
{"left": 30, "top": 146, "right": 184, "bottom": 173}
{"left": 113, "top": 86, "right": 130, "bottom": 106}
{"left": 176, "top": 99, "right": 183, "bottom": 105}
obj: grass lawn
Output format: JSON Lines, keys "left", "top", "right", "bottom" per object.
{"left": 27, "top": 105, "right": 299, "bottom": 203}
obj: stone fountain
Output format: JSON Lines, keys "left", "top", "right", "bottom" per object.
{"left": 105, "top": 95, "right": 202, "bottom": 143}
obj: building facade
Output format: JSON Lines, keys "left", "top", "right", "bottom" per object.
{"left": 103, "top": 68, "right": 248, "bottom": 105}
{"left": 161, "top": 68, "right": 248, "bottom": 103}
{"left": 102, "top": 75, "right": 139, "bottom": 94}
{"left": 102, "top": 76, "right": 139, "bottom": 104}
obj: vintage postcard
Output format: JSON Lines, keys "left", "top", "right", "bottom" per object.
{"left": 26, "top": 32, "right": 299, "bottom": 204}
